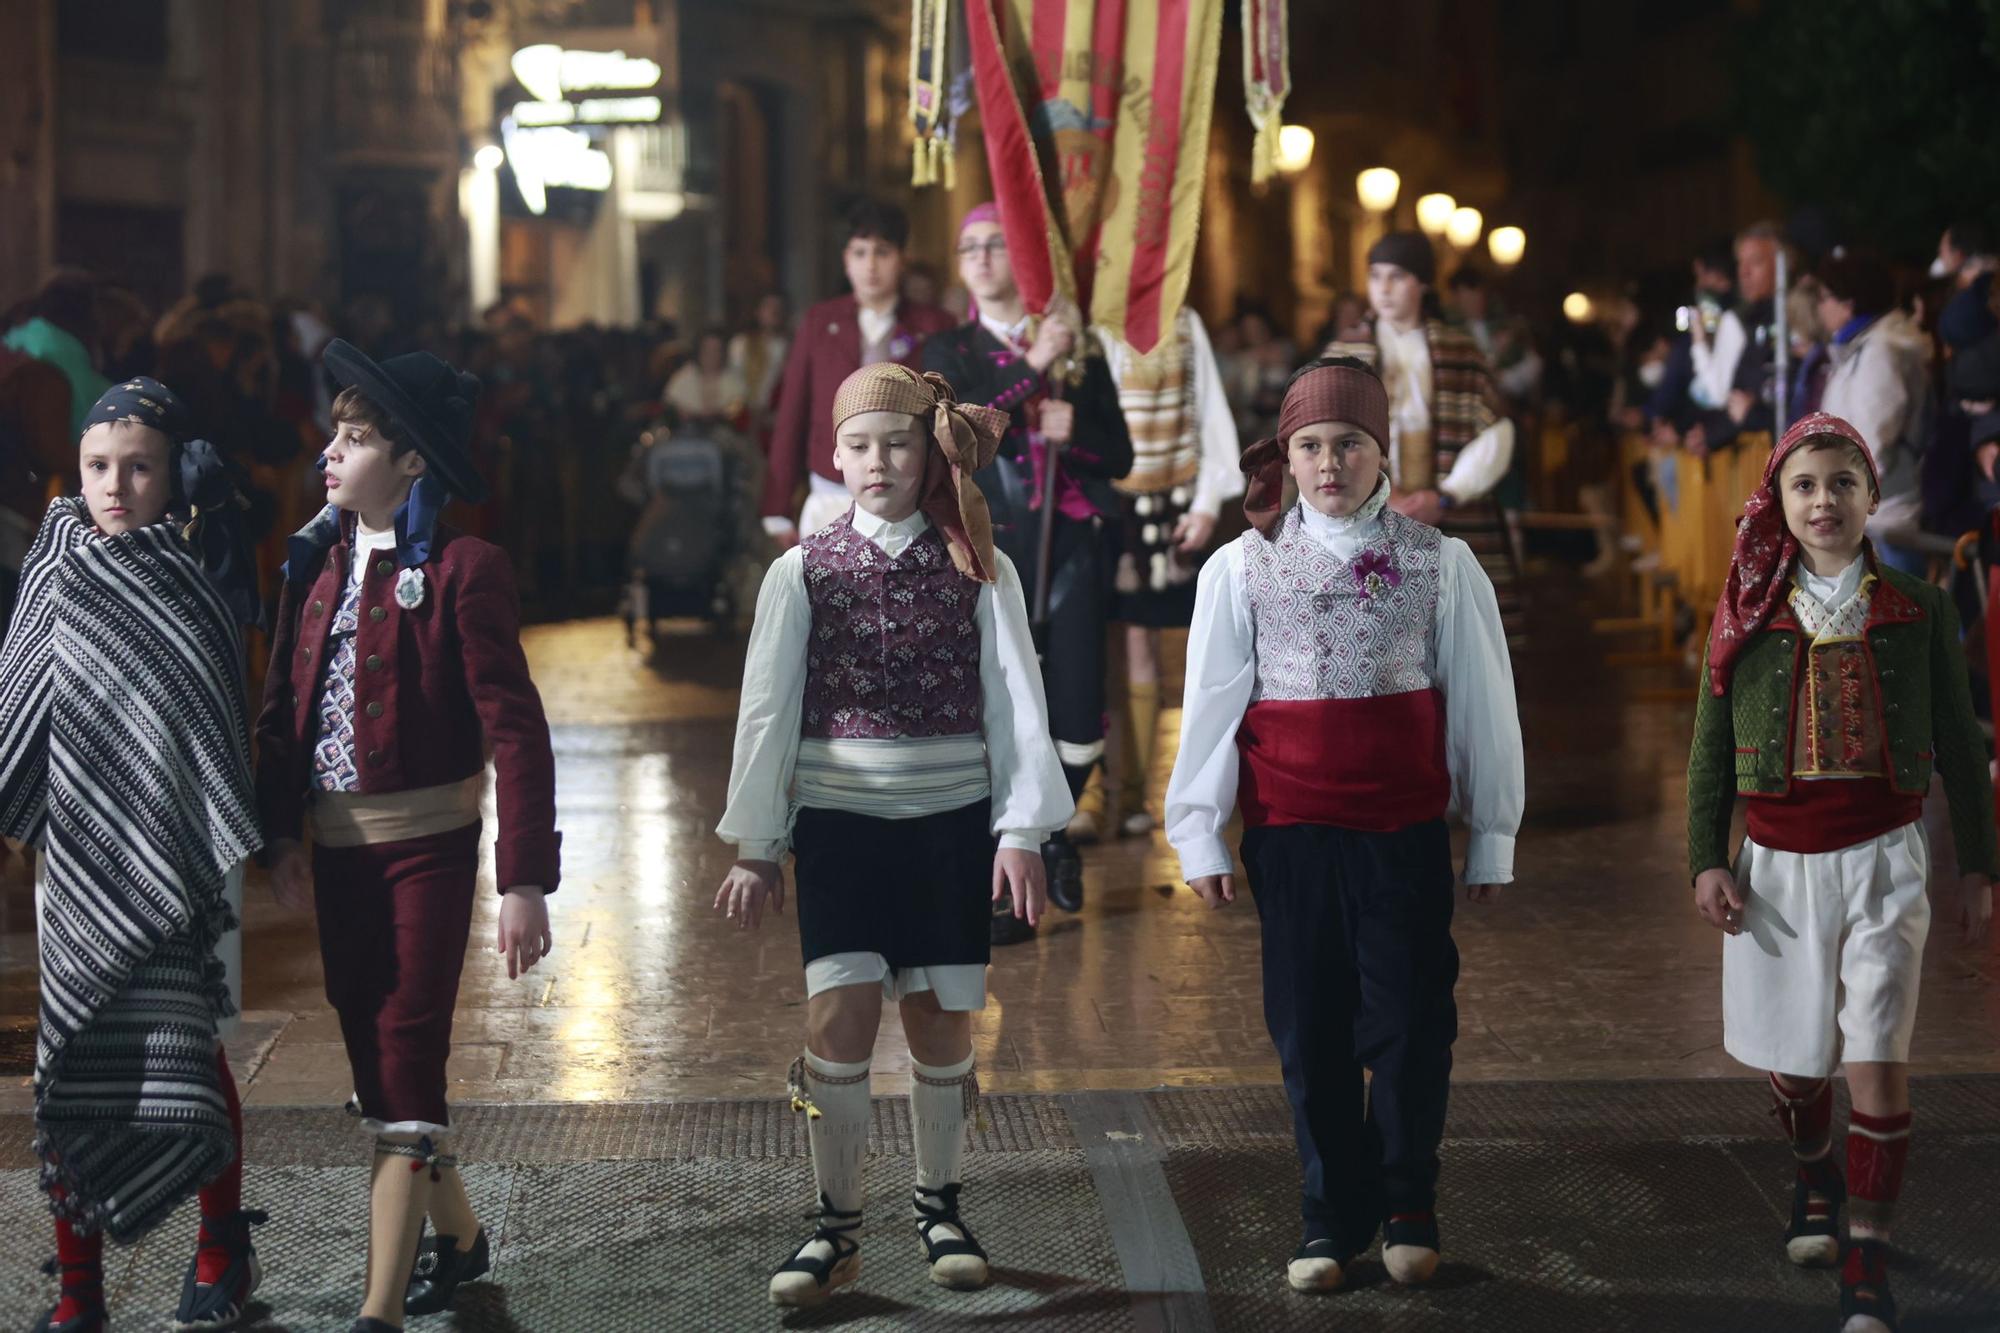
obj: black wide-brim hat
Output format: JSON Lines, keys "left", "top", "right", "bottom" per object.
{"left": 324, "top": 338, "right": 488, "bottom": 503}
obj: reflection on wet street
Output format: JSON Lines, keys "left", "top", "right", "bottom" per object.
{"left": 3, "top": 579, "right": 1997, "bottom": 1114}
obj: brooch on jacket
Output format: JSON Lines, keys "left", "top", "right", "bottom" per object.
{"left": 1352, "top": 549, "right": 1403, "bottom": 601}
{"left": 395, "top": 567, "right": 427, "bottom": 610}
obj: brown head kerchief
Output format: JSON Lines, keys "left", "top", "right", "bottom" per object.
{"left": 831, "top": 363, "right": 1008, "bottom": 581}
{"left": 1240, "top": 363, "right": 1393, "bottom": 538}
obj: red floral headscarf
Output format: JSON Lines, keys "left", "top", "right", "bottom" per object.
{"left": 1704, "top": 411, "right": 1880, "bottom": 696}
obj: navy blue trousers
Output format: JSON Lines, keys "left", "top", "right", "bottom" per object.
{"left": 1241, "top": 819, "right": 1460, "bottom": 1255}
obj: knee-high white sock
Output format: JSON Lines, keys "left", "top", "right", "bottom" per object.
{"left": 912, "top": 1053, "right": 976, "bottom": 1191}
{"left": 802, "top": 1051, "right": 872, "bottom": 1220}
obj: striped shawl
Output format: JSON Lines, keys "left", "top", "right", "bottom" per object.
{"left": 0, "top": 498, "right": 261, "bottom": 1241}
{"left": 1324, "top": 319, "right": 1505, "bottom": 470}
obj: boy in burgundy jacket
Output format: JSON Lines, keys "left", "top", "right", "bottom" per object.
{"left": 760, "top": 198, "right": 955, "bottom": 542}
{"left": 256, "top": 339, "right": 559, "bottom": 1333}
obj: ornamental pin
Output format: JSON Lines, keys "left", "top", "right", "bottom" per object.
{"left": 394, "top": 566, "right": 427, "bottom": 610}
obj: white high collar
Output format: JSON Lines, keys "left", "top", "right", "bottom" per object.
{"left": 1296, "top": 476, "right": 1392, "bottom": 554}
{"left": 850, "top": 505, "right": 930, "bottom": 554}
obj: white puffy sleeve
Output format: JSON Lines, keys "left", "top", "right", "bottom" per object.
{"left": 978, "top": 550, "right": 1075, "bottom": 849}
{"left": 1436, "top": 537, "right": 1524, "bottom": 883}
{"left": 716, "top": 548, "right": 811, "bottom": 860}
{"left": 1164, "top": 541, "right": 1257, "bottom": 881}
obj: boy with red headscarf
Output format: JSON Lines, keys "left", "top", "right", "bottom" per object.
{"left": 1689, "top": 411, "right": 1996, "bottom": 1333}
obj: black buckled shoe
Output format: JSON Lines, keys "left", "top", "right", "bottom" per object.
{"left": 768, "top": 1196, "right": 863, "bottom": 1308}
{"left": 1784, "top": 1168, "right": 1844, "bottom": 1267}
{"left": 913, "top": 1184, "right": 991, "bottom": 1291}
{"left": 1840, "top": 1240, "right": 1898, "bottom": 1332}
{"left": 1043, "top": 835, "right": 1084, "bottom": 912}
{"left": 34, "top": 1257, "right": 107, "bottom": 1333}
{"left": 173, "top": 1207, "right": 270, "bottom": 1330}
{"left": 403, "top": 1222, "right": 490, "bottom": 1315}
{"left": 990, "top": 896, "right": 1036, "bottom": 947}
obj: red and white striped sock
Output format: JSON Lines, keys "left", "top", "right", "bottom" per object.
{"left": 1845, "top": 1108, "right": 1912, "bottom": 1250}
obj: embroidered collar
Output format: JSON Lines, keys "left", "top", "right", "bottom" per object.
{"left": 1295, "top": 475, "right": 1393, "bottom": 546}
{"left": 282, "top": 474, "right": 446, "bottom": 584}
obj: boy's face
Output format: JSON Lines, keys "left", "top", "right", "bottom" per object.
{"left": 957, "top": 222, "right": 1016, "bottom": 307}
{"left": 80, "top": 421, "right": 174, "bottom": 535}
{"left": 1778, "top": 442, "right": 1875, "bottom": 567}
{"left": 321, "top": 418, "right": 426, "bottom": 518}
{"left": 843, "top": 235, "right": 904, "bottom": 307}
{"left": 1287, "top": 419, "right": 1384, "bottom": 519}
{"left": 835, "top": 410, "right": 927, "bottom": 522}
{"left": 1368, "top": 263, "right": 1424, "bottom": 327}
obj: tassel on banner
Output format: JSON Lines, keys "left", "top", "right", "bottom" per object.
{"left": 1250, "top": 110, "right": 1279, "bottom": 185}
{"left": 913, "top": 137, "right": 931, "bottom": 187}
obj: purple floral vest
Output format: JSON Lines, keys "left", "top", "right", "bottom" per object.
{"left": 801, "top": 512, "right": 983, "bottom": 739}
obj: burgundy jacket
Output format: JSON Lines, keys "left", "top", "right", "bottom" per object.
{"left": 255, "top": 519, "right": 562, "bottom": 892}
{"left": 759, "top": 294, "right": 956, "bottom": 520}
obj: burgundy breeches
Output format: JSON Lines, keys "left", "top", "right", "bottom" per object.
{"left": 312, "top": 822, "right": 482, "bottom": 1130}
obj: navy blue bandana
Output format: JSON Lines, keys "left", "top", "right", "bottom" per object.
{"left": 81, "top": 379, "right": 263, "bottom": 628}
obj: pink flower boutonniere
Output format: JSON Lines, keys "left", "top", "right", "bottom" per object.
{"left": 1352, "top": 549, "right": 1402, "bottom": 601}
{"left": 889, "top": 334, "right": 914, "bottom": 360}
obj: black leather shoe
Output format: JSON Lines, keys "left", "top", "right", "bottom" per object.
{"left": 403, "top": 1225, "right": 490, "bottom": 1315}
{"left": 989, "top": 897, "right": 1036, "bottom": 946}
{"left": 1043, "top": 836, "right": 1084, "bottom": 912}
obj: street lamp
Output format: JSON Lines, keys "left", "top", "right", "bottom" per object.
{"left": 1415, "top": 192, "right": 1456, "bottom": 238}
{"left": 1446, "top": 206, "right": 1483, "bottom": 251}
{"left": 1276, "top": 125, "right": 1316, "bottom": 175}
{"left": 1563, "top": 292, "right": 1595, "bottom": 324}
{"left": 1355, "top": 167, "right": 1400, "bottom": 214}
{"left": 1488, "top": 225, "right": 1525, "bottom": 267}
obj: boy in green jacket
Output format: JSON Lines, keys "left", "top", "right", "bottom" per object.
{"left": 1689, "top": 412, "right": 1996, "bottom": 1333}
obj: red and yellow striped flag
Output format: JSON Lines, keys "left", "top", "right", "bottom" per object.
{"left": 966, "top": 0, "right": 1223, "bottom": 355}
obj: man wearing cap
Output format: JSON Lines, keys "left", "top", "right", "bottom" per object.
{"left": 922, "top": 202, "right": 1134, "bottom": 939}
{"left": 1166, "top": 357, "right": 1522, "bottom": 1296}
{"left": 255, "top": 340, "right": 560, "bottom": 1333}
{"left": 1325, "top": 231, "right": 1524, "bottom": 645}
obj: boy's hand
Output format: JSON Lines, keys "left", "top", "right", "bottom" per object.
{"left": 498, "top": 887, "right": 552, "bottom": 979}
{"left": 1694, "top": 868, "right": 1744, "bottom": 935}
{"left": 714, "top": 859, "right": 784, "bottom": 930}
{"left": 1037, "top": 399, "right": 1075, "bottom": 445}
{"left": 1465, "top": 882, "right": 1504, "bottom": 904}
{"left": 268, "top": 838, "right": 314, "bottom": 913}
{"left": 992, "top": 847, "right": 1046, "bottom": 927}
{"left": 1187, "top": 874, "right": 1235, "bottom": 909}
{"left": 1959, "top": 873, "right": 1993, "bottom": 942}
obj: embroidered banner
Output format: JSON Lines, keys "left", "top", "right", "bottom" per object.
{"left": 1242, "top": 0, "right": 1289, "bottom": 185}
{"left": 964, "top": 0, "right": 1223, "bottom": 354}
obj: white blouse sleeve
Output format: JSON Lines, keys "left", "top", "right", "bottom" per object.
{"left": 979, "top": 550, "right": 1075, "bottom": 848}
{"left": 716, "top": 548, "right": 811, "bottom": 861}
{"left": 1690, "top": 310, "right": 1746, "bottom": 410}
{"left": 1165, "top": 542, "right": 1257, "bottom": 881}
{"left": 1185, "top": 311, "right": 1247, "bottom": 517}
{"left": 1436, "top": 538, "right": 1524, "bottom": 884}
{"left": 1438, "top": 417, "right": 1516, "bottom": 505}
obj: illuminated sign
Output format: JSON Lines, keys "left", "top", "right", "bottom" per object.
{"left": 511, "top": 96, "right": 662, "bottom": 127}
{"left": 511, "top": 43, "right": 661, "bottom": 100}
{"left": 501, "top": 120, "right": 613, "bottom": 214}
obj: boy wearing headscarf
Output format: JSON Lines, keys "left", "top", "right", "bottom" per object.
{"left": 255, "top": 341, "right": 560, "bottom": 1333}
{"left": 921, "top": 202, "right": 1134, "bottom": 937}
{"left": 1689, "top": 412, "right": 1996, "bottom": 1333}
{"left": 716, "top": 362, "right": 1072, "bottom": 1308}
{"left": 1165, "top": 358, "right": 1522, "bottom": 1295}
{"left": 1324, "top": 231, "right": 1524, "bottom": 645}
{"left": 0, "top": 379, "right": 266, "bottom": 1332}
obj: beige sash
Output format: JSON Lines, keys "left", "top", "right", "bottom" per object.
{"left": 311, "top": 774, "right": 484, "bottom": 848}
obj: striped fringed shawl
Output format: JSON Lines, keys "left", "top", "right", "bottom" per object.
{"left": 0, "top": 498, "right": 262, "bottom": 1241}
{"left": 1323, "top": 319, "right": 1506, "bottom": 467}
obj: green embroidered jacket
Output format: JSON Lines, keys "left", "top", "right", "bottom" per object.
{"left": 1687, "top": 563, "right": 1999, "bottom": 879}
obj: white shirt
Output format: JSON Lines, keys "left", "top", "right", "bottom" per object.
{"left": 717, "top": 507, "right": 1074, "bottom": 861}
{"left": 1164, "top": 494, "right": 1525, "bottom": 886}
{"left": 350, "top": 520, "right": 397, "bottom": 592}
{"left": 1690, "top": 309, "right": 1748, "bottom": 410}
{"left": 1092, "top": 309, "right": 1244, "bottom": 517}
{"left": 978, "top": 310, "right": 1030, "bottom": 348}
{"left": 1375, "top": 321, "right": 1517, "bottom": 503}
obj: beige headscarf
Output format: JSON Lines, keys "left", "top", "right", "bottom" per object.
{"left": 831, "top": 363, "right": 1008, "bottom": 582}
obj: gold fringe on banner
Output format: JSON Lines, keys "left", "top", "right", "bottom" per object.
{"left": 908, "top": 0, "right": 951, "bottom": 189}
{"left": 1243, "top": 0, "right": 1290, "bottom": 186}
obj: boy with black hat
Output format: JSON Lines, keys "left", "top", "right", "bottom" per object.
{"left": 256, "top": 340, "right": 560, "bottom": 1333}
{"left": 1324, "top": 231, "right": 1523, "bottom": 644}
{"left": 1, "top": 378, "right": 265, "bottom": 1333}
{"left": 1165, "top": 358, "right": 1522, "bottom": 1295}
